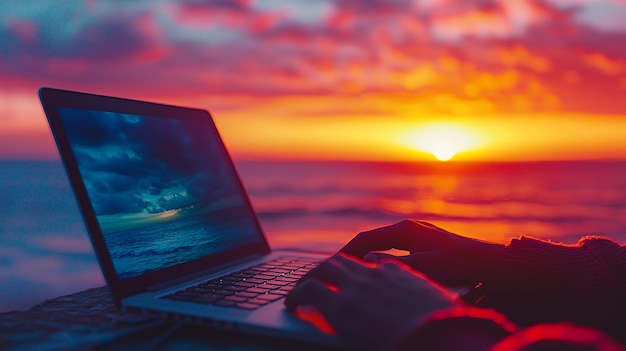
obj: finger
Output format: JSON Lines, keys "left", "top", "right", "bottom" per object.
{"left": 284, "top": 279, "right": 337, "bottom": 315}
{"left": 364, "top": 253, "right": 413, "bottom": 269}
{"left": 340, "top": 220, "right": 428, "bottom": 257}
{"left": 333, "top": 253, "right": 373, "bottom": 272}
{"left": 300, "top": 257, "right": 353, "bottom": 289}
{"left": 340, "top": 230, "right": 392, "bottom": 258}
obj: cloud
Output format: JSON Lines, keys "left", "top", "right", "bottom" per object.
{"left": 57, "top": 108, "right": 240, "bottom": 219}
{"left": 156, "top": 193, "right": 196, "bottom": 212}
{"left": 0, "top": 0, "right": 624, "bottom": 118}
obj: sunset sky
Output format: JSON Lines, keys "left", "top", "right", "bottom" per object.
{"left": 1, "top": 0, "right": 625, "bottom": 161}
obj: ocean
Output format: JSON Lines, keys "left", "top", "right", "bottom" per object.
{"left": 107, "top": 215, "right": 259, "bottom": 280}
{"left": 1, "top": 159, "right": 626, "bottom": 312}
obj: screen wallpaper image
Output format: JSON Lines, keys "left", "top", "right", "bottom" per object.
{"left": 58, "top": 107, "right": 262, "bottom": 280}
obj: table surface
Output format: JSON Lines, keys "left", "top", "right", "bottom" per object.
{"left": 0, "top": 286, "right": 338, "bottom": 350}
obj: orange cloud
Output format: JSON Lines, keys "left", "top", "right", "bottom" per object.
{"left": 583, "top": 52, "right": 624, "bottom": 75}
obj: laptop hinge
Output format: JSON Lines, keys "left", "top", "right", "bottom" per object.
{"left": 146, "top": 253, "right": 267, "bottom": 292}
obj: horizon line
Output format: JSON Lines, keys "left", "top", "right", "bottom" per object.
{"left": 2, "top": 156, "right": 626, "bottom": 164}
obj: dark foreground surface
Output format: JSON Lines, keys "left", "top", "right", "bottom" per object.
{"left": 0, "top": 286, "right": 333, "bottom": 351}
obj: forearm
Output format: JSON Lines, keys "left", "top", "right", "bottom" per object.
{"left": 480, "top": 235, "right": 626, "bottom": 341}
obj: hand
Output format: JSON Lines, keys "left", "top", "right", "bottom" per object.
{"left": 340, "top": 220, "right": 504, "bottom": 286}
{"left": 285, "top": 254, "right": 457, "bottom": 351}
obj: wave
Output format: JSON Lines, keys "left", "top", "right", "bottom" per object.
{"left": 111, "top": 244, "right": 196, "bottom": 259}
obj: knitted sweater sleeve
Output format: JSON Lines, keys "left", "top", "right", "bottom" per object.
{"left": 393, "top": 307, "right": 626, "bottom": 351}
{"left": 482, "top": 235, "right": 626, "bottom": 343}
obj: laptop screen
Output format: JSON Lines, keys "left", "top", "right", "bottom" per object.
{"left": 57, "top": 107, "right": 264, "bottom": 280}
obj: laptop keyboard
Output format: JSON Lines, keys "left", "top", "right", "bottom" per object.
{"left": 162, "top": 256, "right": 319, "bottom": 310}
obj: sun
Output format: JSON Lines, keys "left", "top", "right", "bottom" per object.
{"left": 431, "top": 145, "right": 456, "bottom": 162}
{"left": 155, "top": 208, "right": 181, "bottom": 219}
{"left": 400, "top": 123, "right": 481, "bottom": 162}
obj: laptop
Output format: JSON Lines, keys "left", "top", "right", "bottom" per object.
{"left": 39, "top": 87, "right": 339, "bottom": 347}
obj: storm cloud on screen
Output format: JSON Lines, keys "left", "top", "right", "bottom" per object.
{"left": 59, "top": 108, "right": 230, "bottom": 217}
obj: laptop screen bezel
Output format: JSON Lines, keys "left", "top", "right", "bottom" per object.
{"left": 39, "top": 87, "right": 271, "bottom": 306}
